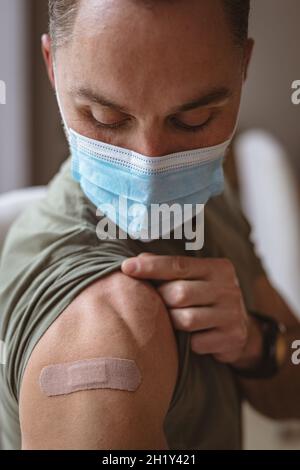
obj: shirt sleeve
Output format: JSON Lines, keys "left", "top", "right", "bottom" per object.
{"left": 203, "top": 177, "right": 267, "bottom": 311}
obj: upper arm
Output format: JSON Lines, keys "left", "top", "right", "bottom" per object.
{"left": 19, "top": 272, "right": 178, "bottom": 450}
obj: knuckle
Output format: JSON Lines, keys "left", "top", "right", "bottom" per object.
{"left": 232, "top": 288, "right": 243, "bottom": 310}
{"left": 143, "top": 259, "right": 156, "bottom": 273}
{"left": 231, "top": 284, "right": 242, "bottom": 298}
{"left": 173, "top": 282, "right": 187, "bottom": 305}
{"left": 231, "top": 300, "right": 242, "bottom": 319}
{"left": 180, "top": 309, "right": 195, "bottom": 331}
{"left": 240, "top": 323, "right": 248, "bottom": 343}
{"left": 232, "top": 325, "right": 247, "bottom": 348}
{"left": 217, "top": 285, "right": 241, "bottom": 305}
{"left": 218, "top": 258, "right": 236, "bottom": 278}
{"left": 216, "top": 286, "right": 231, "bottom": 303}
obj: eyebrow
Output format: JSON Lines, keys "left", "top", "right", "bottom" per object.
{"left": 73, "top": 86, "right": 232, "bottom": 115}
{"left": 174, "top": 87, "right": 232, "bottom": 112}
{"left": 74, "top": 87, "right": 131, "bottom": 114}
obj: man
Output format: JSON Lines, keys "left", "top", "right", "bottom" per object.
{"left": 0, "top": 0, "right": 299, "bottom": 450}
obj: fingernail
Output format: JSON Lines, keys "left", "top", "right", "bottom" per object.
{"left": 122, "top": 259, "right": 138, "bottom": 274}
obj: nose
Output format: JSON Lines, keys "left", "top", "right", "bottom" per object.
{"left": 128, "top": 126, "right": 176, "bottom": 157}
{"left": 132, "top": 138, "right": 167, "bottom": 158}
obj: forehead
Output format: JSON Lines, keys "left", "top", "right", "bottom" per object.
{"left": 58, "top": 0, "right": 242, "bottom": 112}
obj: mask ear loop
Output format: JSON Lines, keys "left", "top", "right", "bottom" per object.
{"left": 221, "top": 110, "right": 240, "bottom": 163}
{"left": 53, "top": 61, "right": 70, "bottom": 139}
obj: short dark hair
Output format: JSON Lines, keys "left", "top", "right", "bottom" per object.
{"left": 49, "top": 0, "right": 250, "bottom": 50}
{"left": 224, "top": 0, "right": 251, "bottom": 46}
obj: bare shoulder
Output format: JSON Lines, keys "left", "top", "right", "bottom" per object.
{"left": 19, "top": 271, "right": 178, "bottom": 449}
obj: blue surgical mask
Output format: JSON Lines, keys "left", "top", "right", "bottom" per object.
{"left": 69, "top": 128, "right": 232, "bottom": 238}
{"left": 55, "top": 78, "right": 235, "bottom": 241}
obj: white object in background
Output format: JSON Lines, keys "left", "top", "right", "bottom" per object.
{"left": 243, "top": 403, "right": 300, "bottom": 450}
{"left": 235, "top": 130, "right": 300, "bottom": 320}
{"left": 0, "top": 187, "right": 47, "bottom": 252}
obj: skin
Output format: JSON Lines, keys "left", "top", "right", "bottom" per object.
{"left": 20, "top": 273, "right": 177, "bottom": 449}
{"left": 43, "top": 0, "right": 250, "bottom": 153}
{"left": 22, "top": 0, "right": 299, "bottom": 451}
{"left": 122, "top": 253, "right": 262, "bottom": 367}
{"left": 43, "top": 0, "right": 260, "bottom": 369}
{"left": 121, "top": 252, "right": 300, "bottom": 417}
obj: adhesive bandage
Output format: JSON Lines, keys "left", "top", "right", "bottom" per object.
{"left": 39, "top": 357, "right": 142, "bottom": 397}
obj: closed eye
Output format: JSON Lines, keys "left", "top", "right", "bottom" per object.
{"left": 169, "top": 115, "right": 214, "bottom": 133}
{"left": 91, "top": 116, "right": 130, "bottom": 130}
{"left": 82, "top": 108, "right": 130, "bottom": 130}
{"left": 85, "top": 109, "right": 215, "bottom": 133}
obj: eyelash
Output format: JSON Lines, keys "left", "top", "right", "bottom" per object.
{"left": 93, "top": 118, "right": 129, "bottom": 130}
{"left": 89, "top": 113, "right": 214, "bottom": 134}
{"left": 169, "top": 115, "right": 214, "bottom": 133}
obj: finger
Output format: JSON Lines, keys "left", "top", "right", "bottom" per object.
{"left": 169, "top": 307, "right": 222, "bottom": 332}
{"left": 157, "top": 280, "right": 241, "bottom": 309}
{"left": 157, "top": 280, "right": 217, "bottom": 308}
{"left": 121, "top": 255, "right": 213, "bottom": 281}
{"left": 137, "top": 252, "right": 153, "bottom": 258}
{"left": 122, "top": 255, "right": 238, "bottom": 282}
{"left": 213, "top": 351, "right": 241, "bottom": 364}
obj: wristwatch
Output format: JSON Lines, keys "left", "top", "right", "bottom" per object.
{"left": 233, "top": 311, "right": 288, "bottom": 380}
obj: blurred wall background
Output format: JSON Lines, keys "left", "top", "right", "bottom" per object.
{"left": 29, "top": 0, "right": 67, "bottom": 186}
{"left": 240, "top": 0, "right": 300, "bottom": 175}
{"left": 0, "top": 0, "right": 31, "bottom": 192}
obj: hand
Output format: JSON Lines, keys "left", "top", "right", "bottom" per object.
{"left": 121, "top": 253, "right": 263, "bottom": 369}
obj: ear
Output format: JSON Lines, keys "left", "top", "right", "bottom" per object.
{"left": 41, "top": 34, "right": 55, "bottom": 89}
{"left": 243, "top": 38, "right": 254, "bottom": 82}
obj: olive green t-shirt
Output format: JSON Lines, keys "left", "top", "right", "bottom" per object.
{"left": 0, "top": 158, "right": 265, "bottom": 450}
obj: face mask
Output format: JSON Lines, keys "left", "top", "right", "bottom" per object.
{"left": 54, "top": 72, "right": 235, "bottom": 241}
